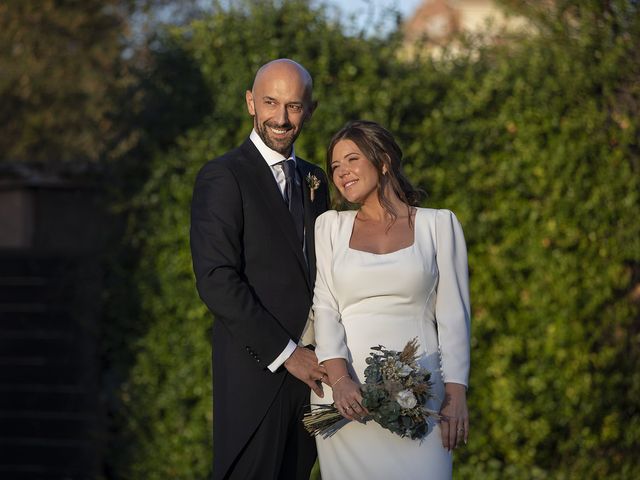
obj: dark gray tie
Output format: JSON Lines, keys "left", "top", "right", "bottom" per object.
{"left": 282, "top": 159, "right": 304, "bottom": 245}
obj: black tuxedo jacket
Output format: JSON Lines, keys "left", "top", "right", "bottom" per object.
{"left": 190, "top": 138, "right": 329, "bottom": 478}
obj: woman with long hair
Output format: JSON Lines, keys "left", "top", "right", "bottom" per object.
{"left": 311, "top": 120, "right": 471, "bottom": 479}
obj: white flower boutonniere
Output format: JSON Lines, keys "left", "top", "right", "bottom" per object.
{"left": 306, "top": 172, "right": 321, "bottom": 202}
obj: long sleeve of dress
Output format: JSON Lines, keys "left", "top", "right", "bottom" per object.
{"left": 434, "top": 209, "right": 471, "bottom": 387}
{"left": 312, "top": 211, "right": 350, "bottom": 364}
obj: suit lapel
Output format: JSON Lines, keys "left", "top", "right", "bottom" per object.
{"left": 299, "top": 163, "right": 317, "bottom": 280}
{"left": 238, "top": 140, "right": 311, "bottom": 291}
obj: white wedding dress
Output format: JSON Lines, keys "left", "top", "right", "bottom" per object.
{"left": 310, "top": 208, "right": 471, "bottom": 480}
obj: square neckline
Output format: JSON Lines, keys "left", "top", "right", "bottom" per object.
{"left": 346, "top": 208, "right": 419, "bottom": 256}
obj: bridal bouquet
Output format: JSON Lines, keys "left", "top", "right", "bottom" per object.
{"left": 303, "top": 338, "right": 440, "bottom": 440}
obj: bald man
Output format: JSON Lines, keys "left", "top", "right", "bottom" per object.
{"left": 191, "top": 59, "right": 330, "bottom": 479}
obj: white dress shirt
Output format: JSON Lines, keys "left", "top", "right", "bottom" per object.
{"left": 249, "top": 130, "right": 298, "bottom": 372}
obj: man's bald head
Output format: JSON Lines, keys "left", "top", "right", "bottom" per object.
{"left": 245, "top": 59, "right": 317, "bottom": 156}
{"left": 251, "top": 59, "right": 314, "bottom": 103}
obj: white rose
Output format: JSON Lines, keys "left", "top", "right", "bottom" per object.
{"left": 395, "top": 389, "right": 418, "bottom": 409}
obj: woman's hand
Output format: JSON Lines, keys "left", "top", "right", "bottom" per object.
{"left": 439, "top": 382, "right": 468, "bottom": 451}
{"left": 331, "top": 376, "right": 369, "bottom": 422}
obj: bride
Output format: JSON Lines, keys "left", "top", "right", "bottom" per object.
{"left": 310, "top": 121, "right": 471, "bottom": 479}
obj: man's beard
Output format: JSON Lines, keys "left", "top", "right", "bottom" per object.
{"left": 255, "top": 120, "right": 298, "bottom": 156}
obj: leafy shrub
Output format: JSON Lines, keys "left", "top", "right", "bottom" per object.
{"left": 106, "top": 1, "right": 640, "bottom": 478}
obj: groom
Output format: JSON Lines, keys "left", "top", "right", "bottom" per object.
{"left": 190, "top": 59, "right": 330, "bottom": 479}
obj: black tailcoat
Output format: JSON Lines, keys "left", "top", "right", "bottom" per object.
{"left": 190, "top": 138, "right": 329, "bottom": 478}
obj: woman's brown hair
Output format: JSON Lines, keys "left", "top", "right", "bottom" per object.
{"left": 326, "top": 120, "right": 424, "bottom": 225}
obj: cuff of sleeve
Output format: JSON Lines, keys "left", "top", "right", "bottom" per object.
{"left": 267, "top": 339, "right": 297, "bottom": 372}
{"left": 443, "top": 379, "right": 468, "bottom": 389}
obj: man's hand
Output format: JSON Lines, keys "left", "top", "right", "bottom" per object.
{"left": 283, "top": 346, "right": 326, "bottom": 397}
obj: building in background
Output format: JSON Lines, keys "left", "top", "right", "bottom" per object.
{"left": 0, "top": 165, "right": 106, "bottom": 478}
{"left": 403, "top": 0, "right": 528, "bottom": 54}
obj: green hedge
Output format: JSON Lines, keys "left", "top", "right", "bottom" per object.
{"left": 106, "top": 1, "right": 640, "bottom": 478}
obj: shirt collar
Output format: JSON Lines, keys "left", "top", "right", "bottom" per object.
{"left": 250, "top": 129, "right": 297, "bottom": 167}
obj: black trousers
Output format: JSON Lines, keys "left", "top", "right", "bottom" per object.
{"left": 224, "top": 373, "right": 317, "bottom": 480}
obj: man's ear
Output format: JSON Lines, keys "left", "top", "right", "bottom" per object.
{"left": 306, "top": 99, "right": 318, "bottom": 120}
{"left": 246, "top": 90, "right": 256, "bottom": 116}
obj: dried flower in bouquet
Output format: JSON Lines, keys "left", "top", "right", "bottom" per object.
{"left": 303, "top": 338, "right": 440, "bottom": 440}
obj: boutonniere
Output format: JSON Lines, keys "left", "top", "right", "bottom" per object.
{"left": 306, "top": 172, "right": 321, "bottom": 202}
